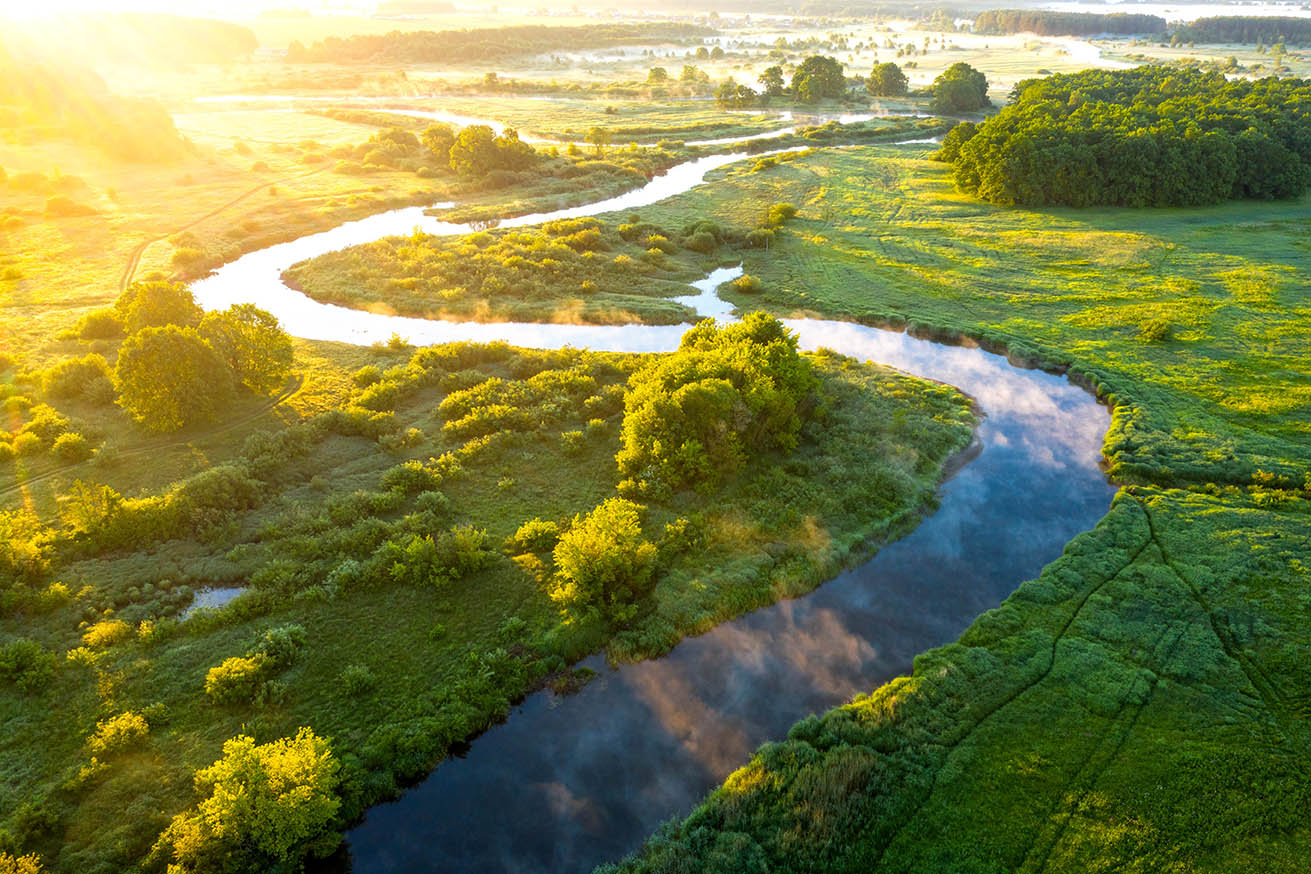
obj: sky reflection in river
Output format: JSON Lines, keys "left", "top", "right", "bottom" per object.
{"left": 189, "top": 142, "right": 1116, "bottom": 874}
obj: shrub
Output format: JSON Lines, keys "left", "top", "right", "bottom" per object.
{"left": 766, "top": 202, "right": 798, "bottom": 226}
{"left": 204, "top": 654, "right": 270, "bottom": 705}
{"left": 683, "top": 230, "right": 716, "bottom": 254}
{"left": 745, "top": 228, "right": 775, "bottom": 248}
{"left": 44, "top": 196, "right": 97, "bottom": 217}
{"left": 1140, "top": 319, "right": 1173, "bottom": 342}
{"left": 42, "top": 353, "right": 114, "bottom": 403}
{"left": 340, "top": 664, "right": 376, "bottom": 695}
{"left": 75, "top": 309, "right": 124, "bottom": 339}
{"left": 352, "top": 365, "right": 383, "bottom": 387}
{"left": 82, "top": 619, "right": 132, "bottom": 649}
{"left": 0, "top": 639, "right": 57, "bottom": 693}
{"left": 505, "top": 518, "right": 561, "bottom": 554}
{"left": 252, "top": 624, "right": 306, "bottom": 670}
{"left": 731, "top": 274, "right": 763, "bottom": 294}
{"left": 88, "top": 711, "right": 150, "bottom": 756}
{"left": 51, "top": 432, "right": 92, "bottom": 462}
{"left": 381, "top": 460, "right": 441, "bottom": 494}
{"left": 550, "top": 498, "right": 657, "bottom": 623}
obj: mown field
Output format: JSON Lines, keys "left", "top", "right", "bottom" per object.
{"left": 603, "top": 143, "right": 1311, "bottom": 872}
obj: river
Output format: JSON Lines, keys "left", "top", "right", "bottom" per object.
{"left": 188, "top": 141, "right": 1116, "bottom": 873}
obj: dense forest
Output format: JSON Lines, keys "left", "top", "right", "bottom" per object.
{"left": 0, "top": 37, "right": 188, "bottom": 161}
{"left": 972, "top": 9, "right": 1166, "bottom": 36}
{"left": 940, "top": 67, "right": 1311, "bottom": 207}
{"left": 1172, "top": 15, "right": 1311, "bottom": 45}
{"left": 285, "top": 23, "right": 716, "bottom": 65}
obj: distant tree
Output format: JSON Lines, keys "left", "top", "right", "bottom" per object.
{"left": 716, "top": 79, "right": 760, "bottom": 110}
{"left": 695, "top": 45, "right": 710, "bottom": 60}
{"left": 115, "top": 281, "right": 203, "bottom": 333}
{"left": 934, "top": 120, "right": 978, "bottom": 162}
{"left": 758, "top": 65, "right": 785, "bottom": 97}
{"left": 681, "top": 64, "right": 705, "bottom": 82}
{"left": 420, "top": 123, "right": 455, "bottom": 161}
{"left": 152, "top": 728, "right": 340, "bottom": 869}
{"left": 114, "top": 326, "right": 235, "bottom": 430}
{"left": 585, "top": 126, "right": 612, "bottom": 156}
{"left": 551, "top": 498, "right": 658, "bottom": 623}
{"left": 710, "top": 45, "right": 725, "bottom": 59}
{"left": 199, "top": 303, "right": 294, "bottom": 394}
{"left": 930, "top": 62, "right": 990, "bottom": 113}
{"left": 647, "top": 66, "right": 669, "bottom": 84}
{"left": 448, "top": 125, "right": 499, "bottom": 176}
{"left": 869, "top": 61, "right": 908, "bottom": 96}
{"left": 791, "top": 55, "right": 845, "bottom": 102}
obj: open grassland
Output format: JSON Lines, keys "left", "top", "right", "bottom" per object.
{"left": 0, "top": 337, "right": 974, "bottom": 874}
{"left": 604, "top": 143, "right": 1311, "bottom": 873}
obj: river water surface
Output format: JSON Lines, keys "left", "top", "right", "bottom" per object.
{"left": 189, "top": 142, "right": 1117, "bottom": 873}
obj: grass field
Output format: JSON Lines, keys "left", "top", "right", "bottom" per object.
{"left": 603, "top": 142, "right": 1311, "bottom": 873}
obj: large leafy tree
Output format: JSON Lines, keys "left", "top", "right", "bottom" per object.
{"left": 199, "top": 303, "right": 294, "bottom": 394}
{"left": 448, "top": 124, "right": 535, "bottom": 176}
{"left": 616, "top": 313, "right": 817, "bottom": 496}
{"left": 791, "top": 55, "right": 845, "bottom": 102}
{"left": 868, "top": 61, "right": 908, "bottom": 96}
{"left": 758, "top": 65, "right": 785, "bottom": 97}
{"left": 930, "top": 62, "right": 990, "bottom": 113}
{"left": 114, "top": 325, "right": 234, "bottom": 430}
{"left": 152, "top": 728, "right": 340, "bottom": 870}
{"left": 420, "top": 123, "right": 455, "bottom": 162}
{"left": 115, "top": 280, "right": 203, "bottom": 333}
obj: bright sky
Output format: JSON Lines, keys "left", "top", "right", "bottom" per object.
{"left": 0, "top": 1, "right": 371, "bottom": 19}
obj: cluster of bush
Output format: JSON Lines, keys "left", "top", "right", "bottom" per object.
{"left": 204, "top": 623, "right": 306, "bottom": 706}
{"left": 938, "top": 67, "right": 1311, "bottom": 206}
{"left": 286, "top": 215, "right": 737, "bottom": 324}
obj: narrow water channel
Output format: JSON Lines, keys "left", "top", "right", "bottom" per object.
{"left": 187, "top": 143, "right": 1117, "bottom": 873}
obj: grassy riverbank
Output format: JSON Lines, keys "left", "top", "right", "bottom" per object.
{"left": 602, "top": 143, "right": 1311, "bottom": 872}
{"left": 0, "top": 332, "right": 974, "bottom": 873}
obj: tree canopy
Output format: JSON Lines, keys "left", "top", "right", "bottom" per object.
{"left": 973, "top": 9, "right": 1165, "bottom": 36}
{"left": 943, "top": 66, "right": 1311, "bottom": 207}
{"left": 616, "top": 313, "right": 817, "bottom": 496}
{"left": 448, "top": 125, "right": 536, "bottom": 176}
{"left": 550, "top": 497, "right": 658, "bottom": 624}
{"left": 1173, "top": 16, "right": 1311, "bottom": 45}
{"left": 116, "top": 281, "right": 203, "bottom": 333}
{"left": 153, "top": 728, "right": 340, "bottom": 869}
{"left": 930, "top": 62, "right": 990, "bottom": 114}
{"left": 791, "top": 55, "right": 845, "bottom": 103}
{"left": 199, "top": 304, "right": 294, "bottom": 394}
{"left": 868, "top": 62, "right": 908, "bottom": 97}
{"left": 114, "top": 325, "right": 235, "bottom": 430}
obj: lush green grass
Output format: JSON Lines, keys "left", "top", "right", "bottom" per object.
{"left": 601, "top": 143, "right": 1311, "bottom": 873}
{"left": 0, "top": 336, "right": 974, "bottom": 873}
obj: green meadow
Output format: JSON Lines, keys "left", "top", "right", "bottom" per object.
{"left": 603, "top": 142, "right": 1311, "bottom": 873}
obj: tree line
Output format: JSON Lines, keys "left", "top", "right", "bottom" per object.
{"left": 939, "top": 67, "right": 1311, "bottom": 207}
{"left": 1172, "top": 16, "right": 1311, "bottom": 45}
{"left": 285, "top": 22, "right": 715, "bottom": 64}
{"left": 973, "top": 9, "right": 1166, "bottom": 36}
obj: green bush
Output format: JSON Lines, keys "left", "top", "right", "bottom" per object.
{"left": 88, "top": 711, "right": 150, "bottom": 756}
{"left": 340, "top": 663, "right": 376, "bottom": 696}
{"left": 75, "top": 308, "right": 124, "bottom": 339}
{"left": 551, "top": 498, "right": 657, "bottom": 623}
{"left": 505, "top": 518, "right": 561, "bottom": 554}
{"left": 0, "top": 639, "right": 56, "bottom": 693}
{"left": 204, "top": 654, "right": 271, "bottom": 705}
{"left": 42, "top": 353, "right": 114, "bottom": 403}
{"left": 1140, "top": 318, "right": 1173, "bottom": 342}
{"left": 51, "top": 432, "right": 92, "bottom": 462}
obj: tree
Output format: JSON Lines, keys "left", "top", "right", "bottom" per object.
{"left": 585, "top": 126, "right": 612, "bottom": 156}
{"left": 114, "top": 325, "right": 235, "bottom": 430}
{"left": 680, "top": 64, "right": 705, "bottom": 83}
{"left": 930, "top": 62, "right": 990, "bottom": 113}
{"left": 152, "top": 728, "right": 340, "bottom": 870}
{"left": 715, "top": 79, "right": 759, "bottom": 110}
{"left": 695, "top": 46, "right": 710, "bottom": 60}
{"left": 869, "top": 61, "right": 908, "bottom": 96}
{"left": 616, "top": 314, "right": 817, "bottom": 496}
{"left": 199, "top": 303, "right": 294, "bottom": 394}
{"left": 448, "top": 124, "right": 499, "bottom": 176}
{"left": 791, "top": 55, "right": 845, "bottom": 103}
{"left": 758, "top": 65, "right": 785, "bottom": 97}
{"left": 551, "top": 498, "right": 657, "bottom": 623}
{"left": 421, "top": 123, "right": 455, "bottom": 161}
{"left": 115, "top": 280, "right": 203, "bottom": 333}
{"left": 647, "top": 66, "right": 669, "bottom": 84}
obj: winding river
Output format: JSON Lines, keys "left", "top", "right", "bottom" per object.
{"left": 190, "top": 141, "right": 1116, "bottom": 872}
